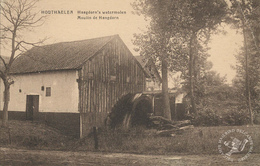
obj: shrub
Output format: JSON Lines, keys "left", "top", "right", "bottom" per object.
{"left": 254, "top": 113, "right": 260, "bottom": 124}
{"left": 190, "top": 108, "right": 222, "bottom": 126}
{"left": 188, "top": 107, "right": 251, "bottom": 126}
{"left": 222, "top": 108, "right": 250, "bottom": 125}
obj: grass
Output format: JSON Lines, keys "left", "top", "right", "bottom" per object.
{"left": 76, "top": 125, "right": 260, "bottom": 155}
{"left": 1, "top": 120, "right": 259, "bottom": 155}
{"left": 0, "top": 120, "right": 75, "bottom": 150}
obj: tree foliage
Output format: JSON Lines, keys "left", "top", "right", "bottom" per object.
{"left": 132, "top": 0, "right": 228, "bottom": 115}
{"left": 230, "top": 0, "right": 260, "bottom": 122}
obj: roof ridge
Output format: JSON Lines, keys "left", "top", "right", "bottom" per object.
{"left": 35, "top": 34, "right": 119, "bottom": 48}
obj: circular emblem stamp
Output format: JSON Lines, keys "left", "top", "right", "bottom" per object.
{"left": 218, "top": 129, "right": 253, "bottom": 162}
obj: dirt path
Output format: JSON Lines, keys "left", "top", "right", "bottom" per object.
{"left": 0, "top": 147, "right": 259, "bottom": 166}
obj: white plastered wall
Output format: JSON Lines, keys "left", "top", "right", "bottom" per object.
{"left": 0, "top": 70, "right": 79, "bottom": 113}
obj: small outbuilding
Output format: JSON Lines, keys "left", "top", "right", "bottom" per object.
{"left": 135, "top": 56, "right": 162, "bottom": 91}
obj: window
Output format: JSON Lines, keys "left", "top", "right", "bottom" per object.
{"left": 46, "top": 87, "right": 51, "bottom": 97}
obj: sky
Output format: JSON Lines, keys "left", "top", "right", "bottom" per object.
{"left": 208, "top": 26, "right": 243, "bottom": 84}
{"left": 32, "top": 0, "right": 148, "bottom": 49}
{"left": 1, "top": 0, "right": 243, "bottom": 84}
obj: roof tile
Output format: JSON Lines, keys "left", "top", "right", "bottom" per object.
{"left": 10, "top": 35, "right": 116, "bottom": 74}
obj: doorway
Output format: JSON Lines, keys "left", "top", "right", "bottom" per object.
{"left": 26, "top": 95, "right": 39, "bottom": 121}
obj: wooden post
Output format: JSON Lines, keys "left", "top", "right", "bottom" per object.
{"left": 152, "top": 95, "right": 155, "bottom": 114}
{"left": 174, "top": 97, "right": 177, "bottom": 121}
{"left": 93, "top": 126, "right": 98, "bottom": 150}
{"left": 8, "top": 127, "right": 12, "bottom": 145}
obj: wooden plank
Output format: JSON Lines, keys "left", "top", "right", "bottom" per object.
{"left": 96, "top": 57, "right": 99, "bottom": 113}
{"left": 79, "top": 37, "right": 148, "bottom": 136}
{"left": 99, "top": 82, "right": 102, "bottom": 112}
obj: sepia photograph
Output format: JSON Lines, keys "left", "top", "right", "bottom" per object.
{"left": 0, "top": 0, "right": 259, "bottom": 165}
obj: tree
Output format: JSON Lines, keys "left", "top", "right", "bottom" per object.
{"left": 0, "top": 0, "right": 46, "bottom": 127}
{"left": 133, "top": 0, "right": 228, "bottom": 116}
{"left": 230, "top": 0, "right": 260, "bottom": 125}
{"left": 179, "top": 0, "right": 228, "bottom": 114}
{"left": 132, "top": 0, "right": 174, "bottom": 120}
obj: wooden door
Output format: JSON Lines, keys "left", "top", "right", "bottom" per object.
{"left": 26, "top": 95, "right": 39, "bottom": 121}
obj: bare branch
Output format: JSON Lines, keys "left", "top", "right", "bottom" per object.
{"left": 0, "top": 56, "right": 7, "bottom": 69}
{"left": 18, "top": 14, "right": 46, "bottom": 28}
{"left": 0, "top": 4, "right": 15, "bottom": 25}
{"left": 1, "top": 0, "right": 47, "bottom": 71}
{"left": 5, "top": 1, "right": 16, "bottom": 25}
{"left": 10, "top": 52, "right": 23, "bottom": 65}
{"left": 17, "top": 42, "right": 29, "bottom": 51}
{"left": 19, "top": 39, "right": 47, "bottom": 46}
{"left": 0, "top": 23, "right": 14, "bottom": 33}
{"left": 14, "top": 37, "right": 47, "bottom": 50}
{"left": 8, "top": 37, "right": 47, "bottom": 66}
{"left": 23, "top": 0, "right": 38, "bottom": 13}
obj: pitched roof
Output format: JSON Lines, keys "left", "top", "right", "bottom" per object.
{"left": 135, "top": 56, "right": 161, "bottom": 82}
{"left": 10, "top": 35, "right": 117, "bottom": 74}
{"left": 135, "top": 55, "right": 149, "bottom": 68}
